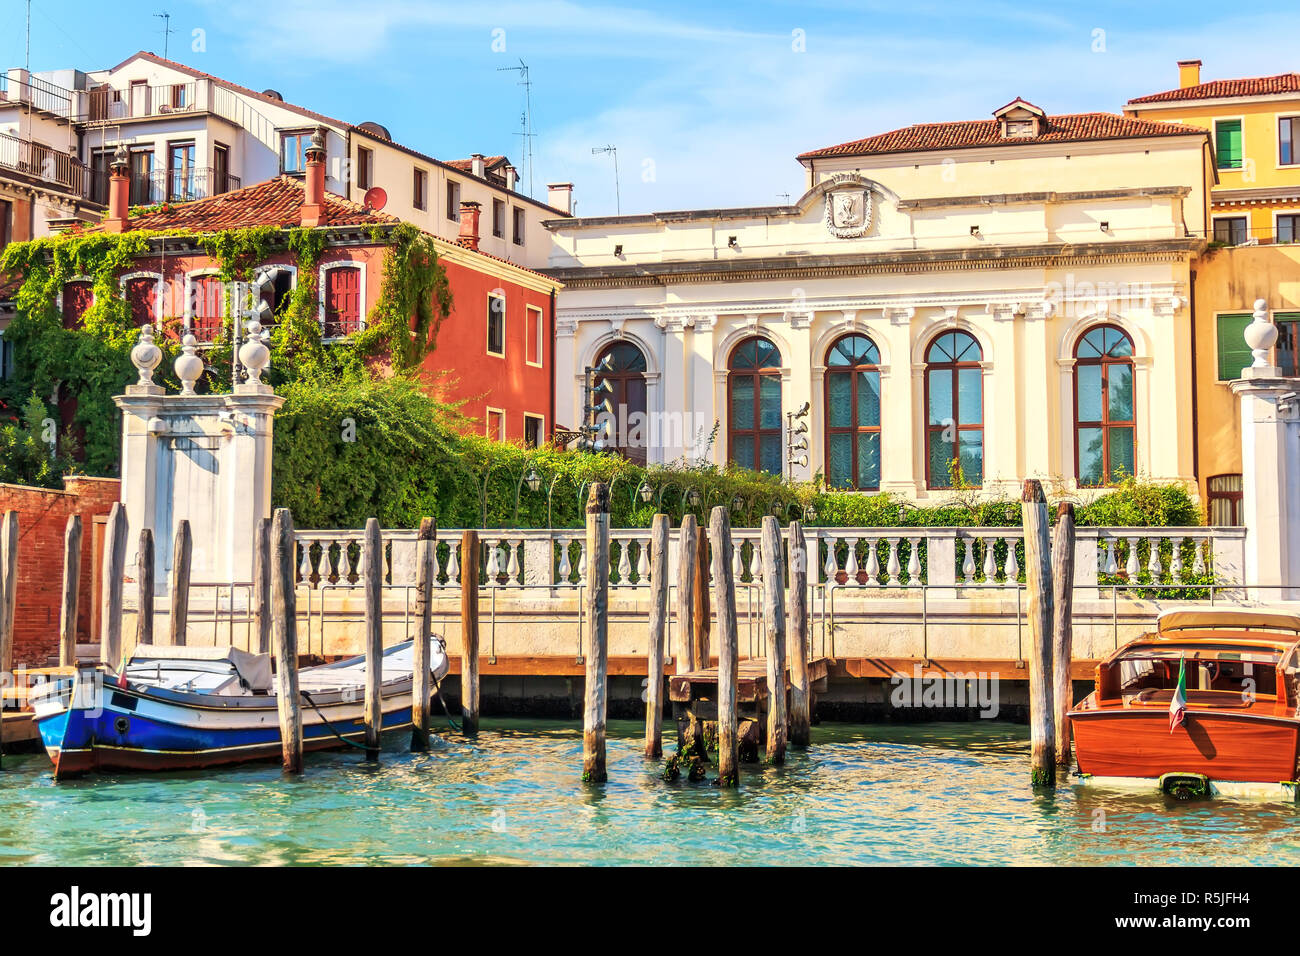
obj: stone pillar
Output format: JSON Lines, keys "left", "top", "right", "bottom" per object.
{"left": 114, "top": 323, "right": 284, "bottom": 591}
{"left": 1229, "top": 299, "right": 1300, "bottom": 600}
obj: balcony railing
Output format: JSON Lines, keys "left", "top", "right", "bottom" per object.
{"left": 0, "top": 130, "right": 90, "bottom": 195}
{"left": 0, "top": 71, "right": 76, "bottom": 119}
{"left": 83, "top": 166, "right": 243, "bottom": 207}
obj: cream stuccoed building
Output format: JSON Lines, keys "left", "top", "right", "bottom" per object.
{"left": 542, "top": 100, "right": 1215, "bottom": 501}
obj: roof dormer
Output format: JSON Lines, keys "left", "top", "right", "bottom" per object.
{"left": 993, "top": 98, "right": 1047, "bottom": 139}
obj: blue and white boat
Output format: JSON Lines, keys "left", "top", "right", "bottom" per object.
{"left": 30, "top": 639, "right": 449, "bottom": 777}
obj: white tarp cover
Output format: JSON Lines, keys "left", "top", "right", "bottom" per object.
{"left": 128, "top": 644, "right": 274, "bottom": 691}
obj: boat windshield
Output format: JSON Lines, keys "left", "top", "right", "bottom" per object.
{"left": 1117, "top": 645, "right": 1278, "bottom": 698}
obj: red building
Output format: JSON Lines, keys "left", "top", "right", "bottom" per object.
{"left": 61, "top": 142, "right": 560, "bottom": 444}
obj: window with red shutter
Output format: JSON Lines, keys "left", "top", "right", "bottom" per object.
{"left": 61, "top": 281, "right": 94, "bottom": 329}
{"left": 191, "top": 275, "right": 225, "bottom": 342}
{"left": 323, "top": 266, "right": 362, "bottom": 338}
{"left": 125, "top": 277, "right": 159, "bottom": 327}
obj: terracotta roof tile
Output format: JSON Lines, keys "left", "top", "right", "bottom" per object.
{"left": 798, "top": 112, "right": 1204, "bottom": 160}
{"left": 445, "top": 156, "right": 508, "bottom": 172}
{"left": 1128, "top": 73, "right": 1300, "bottom": 105}
{"left": 89, "top": 176, "right": 396, "bottom": 232}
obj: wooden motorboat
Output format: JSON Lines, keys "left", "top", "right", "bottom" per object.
{"left": 30, "top": 639, "right": 448, "bottom": 777}
{"left": 1068, "top": 607, "right": 1300, "bottom": 800}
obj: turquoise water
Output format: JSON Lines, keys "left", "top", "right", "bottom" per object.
{"left": 1, "top": 719, "right": 1296, "bottom": 865}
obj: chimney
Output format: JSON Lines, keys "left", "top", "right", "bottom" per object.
{"left": 1178, "top": 59, "right": 1202, "bottom": 89}
{"left": 547, "top": 182, "right": 574, "bottom": 215}
{"left": 504, "top": 164, "right": 518, "bottom": 191}
{"left": 300, "top": 128, "right": 327, "bottom": 228}
{"left": 458, "top": 200, "right": 482, "bottom": 250}
{"left": 471, "top": 153, "right": 486, "bottom": 179}
{"left": 101, "top": 145, "right": 131, "bottom": 233}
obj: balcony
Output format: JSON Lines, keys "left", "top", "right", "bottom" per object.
{"left": 0, "top": 71, "right": 76, "bottom": 120}
{"left": 85, "top": 166, "right": 243, "bottom": 206}
{"left": 0, "top": 131, "right": 92, "bottom": 197}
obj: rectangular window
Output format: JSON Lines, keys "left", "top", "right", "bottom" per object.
{"left": 213, "top": 144, "right": 230, "bottom": 195}
{"left": 0, "top": 199, "right": 9, "bottom": 249}
{"left": 486, "top": 292, "right": 505, "bottom": 356}
{"left": 281, "top": 131, "right": 311, "bottom": 174}
{"left": 1276, "top": 312, "right": 1300, "bottom": 377}
{"left": 1207, "top": 474, "right": 1243, "bottom": 526}
{"left": 1278, "top": 214, "right": 1300, "bottom": 244}
{"left": 1216, "top": 312, "right": 1254, "bottom": 381}
{"left": 1281, "top": 116, "right": 1300, "bottom": 166}
{"left": 446, "top": 180, "right": 461, "bottom": 220}
{"left": 512, "top": 206, "right": 525, "bottom": 245}
{"left": 525, "top": 305, "right": 543, "bottom": 367}
{"left": 524, "top": 414, "right": 544, "bottom": 448}
{"left": 1213, "top": 216, "right": 1249, "bottom": 246}
{"left": 323, "top": 267, "right": 362, "bottom": 338}
{"left": 124, "top": 277, "right": 159, "bottom": 327}
{"left": 191, "top": 275, "right": 224, "bottom": 343}
{"left": 129, "top": 149, "right": 154, "bottom": 206}
{"left": 1215, "top": 118, "right": 1243, "bottom": 170}
{"left": 492, "top": 199, "right": 505, "bottom": 238}
{"left": 0, "top": 329, "right": 12, "bottom": 383}
{"left": 413, "top": 168, "right": 427, "bottom": 210}
{"left": 167, "top": 142, "right": 196, "bottom": 201}
{"left": 356, "top": 146, "right": 373, "bottom": 190}
{"left": 486, "top": 408, "right": 505, "bottom": 441}
{"left": 89, "top": 150, "right": 112, "bottom": 205}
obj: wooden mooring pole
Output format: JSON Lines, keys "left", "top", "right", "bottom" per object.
{"left": 100, "top": 503, "right": 128, "bottom": 668}
{"left": 675, "top": 514, "right": 697, "bottom": 673}
{"left": 645, "top": 513, "right": 669, "bottom": 758}
{"left": 363, "top": 517, "right": 383, "bottom": 761}
{"left": 583, "top": 483, "right": 610, "bottom": 783}
{"left": 270, "top": 508, "right": 302, "bottom": 774}
{"left": 760, "top": 516, "right": 788, "bottom": 765}
{"left": 1053, "top": 503, "right": 1076, "bottom": 767}
{"left": 59, "top": 514, "right": 82, "bottom": 668}
{"left": 411, "top": 517, "right": 436, "bottom": 751}
{"left": 135, "top": 528, "right": 154, "bottom": 647}
{"left": 460, "top": 529, "right": 480, "bottom": 734}
{"left": 1022, "top": 479, "right": 1056, "bottom": 787}
{"left": 252, "top": 517, "right": 271, "bottom": 654}
{"left": 710, "top": 506, "right": 740, "bottom": 787}
{"left": 169, "top": 519, "right": 191, "bottom": 646}
{"left": 693, "top": 528, "right": 710, "bottom": 668}
{"left": 0, "top": 510, "right": 17, "bottom": 681}
{"left": 787, "top": 519, "right": 811, "bottom": 746}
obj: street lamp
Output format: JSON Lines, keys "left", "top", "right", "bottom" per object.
{"left": 684, "top": 487, "right": 701, "bottom": 509}
{"left": 513, "top": 464, "right": 543, "bottom": 522}
{"left": 637, "top": 480, "right": 654, "bottom": 504}
{"left": 804, "top": 501, "right": 818, "bottom": 524}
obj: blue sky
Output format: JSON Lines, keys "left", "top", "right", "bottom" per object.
{"left": 3, "top": 0, "right": 1297, "bottom": 215}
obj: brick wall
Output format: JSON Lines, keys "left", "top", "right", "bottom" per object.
{"left": 0, "top": 477, "right": 120, "bottom": 666}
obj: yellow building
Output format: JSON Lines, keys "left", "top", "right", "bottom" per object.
{"left": 1127, "top": 62, "right": 1300, "bottom": 520}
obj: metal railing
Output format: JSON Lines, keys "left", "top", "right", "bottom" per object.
{"left": 0, "top": 130, "right": 90, "bottom": 194}
{"left": 0, "top": 71, "right": 75, "bottom": 118}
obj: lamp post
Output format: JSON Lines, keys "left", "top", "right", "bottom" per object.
{"left": 513, "top": 464, "right": 542, "bottom": 523}
{"left": 546, "top": 472, "right": 566, "bottom": 529}
{"left": 655, "top": 481, "right": 679, "bottom": 515}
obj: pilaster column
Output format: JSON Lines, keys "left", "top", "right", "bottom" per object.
{"left": 881, "top": 310, "right": 918, "bottom": 496}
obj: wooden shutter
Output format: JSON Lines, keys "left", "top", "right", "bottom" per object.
{"left": 1216, "top": 120, "right": 1242, "bottom": 169}
{"left": 61, "top": 281, "right": 93, "bottom": 328}
{"left": 1216, "top": 312, "right": 1253, "bottom": 380}
{"left": 193, "top": 276, "right": 224, "bottom": 342}
{"left": 325, "top": 267, "right": 361, "bottom": 336}
{"left": 125, "top": 277, "right": 157, "bottom": 326}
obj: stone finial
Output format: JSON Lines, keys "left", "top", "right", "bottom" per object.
{"left": 175, "top": 333, "right": 203, "bottom": 395}
{"left": 130, "top": 325, "right": 162, "bottom": 387}
{"left": 1246, "top": 298, "right": 1278, "bottom": 369}
{"left": 238, "top": 319, "right": 271, "bottom": 386}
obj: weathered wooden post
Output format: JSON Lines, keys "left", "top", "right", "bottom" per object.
{"left": 252, "top": 517, "right": 271, "bottom": 654}
{"left": 676, "top": 514, "right": 698, "bottom": 673}
{"left": 645, "top": 513, "right": 669, "bottom": 758}
{"left": 59, "top": 515, "right": 82, "bottom": 668}
{"left": 100, "top": 503, "right": 128, "bottom": 668}
{"left": 760, "top": 516, "right": 788, "bottom": 765}
{"left": 363, "top": 517, "right": 383, "bottom": 761}
{"left": 169, "top": 519, "right": 191, "bottom": 646}
{"left": 460, "top": 529, "right": 480, "bottom": 734}
{"left": 693, "top": 529, "right": 711, "bottom": 668}
{"left": 583, "top": 482, "right": 611, "bottom": 783}
{"left": 710, "top": 506, "right": 740, "bottom": 787}
{"left": 411, "top": 517, "right": 436, "bottom": 751}
{"left": 1022, "top": 479, "right": 1056, "bottom": 786}
{"left": 1052, "top": 502, "right": 1076, "bottom": 767}
{"left": 787, "top": 519, "right": 811, "bottom": 746}
{"left": 135, "top": 528, "right": 154, "bottom": 647}
{"left": 0, "top": 510, "right": 17, "bottom": 680}
{"left": 270, "top": 508, "right": 302, "bottom": 774}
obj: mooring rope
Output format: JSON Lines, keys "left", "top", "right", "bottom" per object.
{"left": 298, "top": 690, "right": 369, "bottom": 750}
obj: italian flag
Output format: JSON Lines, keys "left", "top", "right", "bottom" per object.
{"left": 1169, "top": 656, "right": 1187, "bottom": 733}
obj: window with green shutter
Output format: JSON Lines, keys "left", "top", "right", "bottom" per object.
{"left": 1217, "top": 312, "right": 1253, "bottom": 380}
{"left": 1215, "top": 119, "right": 1243, "bottom": 170}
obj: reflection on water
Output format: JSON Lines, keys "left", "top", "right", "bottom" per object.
{"left": 0, "top": 719, "right": 1293, "bottom": 865}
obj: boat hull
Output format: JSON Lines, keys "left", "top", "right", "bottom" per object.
{"left": 1070, "top": 708, "right": 1300, "bottom": 784}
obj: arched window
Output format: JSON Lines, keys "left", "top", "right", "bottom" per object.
{"left": 825, "top": 333, "right": 881, "bottom": 490}
{"left": 321, "top": 265, "right": 363, "bottom": 338}
{"left": 123, "top": 276, "right": 160, "bottom": 327}
{"left": 593, "top": 341, "right": 648, "bottom": 465}
{"left": 189, "top": 274, "right": 224, "bottom": 343}
{"left": 925, "top": 330, "right": 983, "bottom": 488}
{"left": 61, "top": 281, "right": 93, "bottom": 329}
{"left": 1074, "top": 324, "right": 1134, "bottom": 486}
{"left": 728, "top": 336, "right": 782, "bottom": 475}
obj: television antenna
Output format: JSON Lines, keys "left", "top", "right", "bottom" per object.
{"left": 592, "top": 145, "right": 620, "bottom": 215}
{"left": 154, "top": 11, "right": 174, "bottom": 60}
{"left": 497, "top": 59, "right": 534, "bottom": 196}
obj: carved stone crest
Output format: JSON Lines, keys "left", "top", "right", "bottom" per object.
{"left": 824, "top": 179, "right": 873, "bottom": 239}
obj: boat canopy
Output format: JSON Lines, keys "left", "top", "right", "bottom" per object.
{"left": 1156, "top": 607, "right": 1300, "bottom": 637}
{"left": 128, "top": 645, "right": 273, "bottom": 692}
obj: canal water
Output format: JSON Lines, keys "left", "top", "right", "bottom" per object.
{"left": 0, "top": 719, "right": 1295, "bottom": 865}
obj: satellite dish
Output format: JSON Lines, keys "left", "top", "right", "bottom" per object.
{"left": 363, "top": 186, "right": 387, "bottom": 212}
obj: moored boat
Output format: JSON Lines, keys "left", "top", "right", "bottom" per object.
{"left": 1068, "top": 607, "right": 1300, "bottom": 800}
{"left": 30, "top": 639, "right": 449, "bottom": 777}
